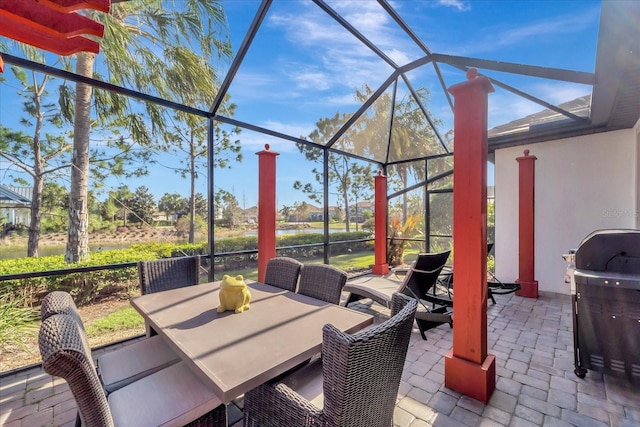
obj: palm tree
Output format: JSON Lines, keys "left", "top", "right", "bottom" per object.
{"left": 64, "top": 0, "right": 232, "bottom": 262}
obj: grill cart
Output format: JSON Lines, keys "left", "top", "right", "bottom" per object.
{"left": 571, "top": 229, "right": 640, "bottom": 382}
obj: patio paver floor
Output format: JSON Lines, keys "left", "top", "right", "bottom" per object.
{"left": 1, "top": 289, "right": 639, "bottom": 426}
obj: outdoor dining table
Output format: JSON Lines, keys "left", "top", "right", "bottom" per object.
{"left": 130, "top": 280, "right": 374, "bottom": 404}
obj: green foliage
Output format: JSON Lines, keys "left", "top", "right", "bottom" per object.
{"left": 126, "top": 186, "right": 156, "bottom": 225}
{"left": 85, "top": 306, "right": 144, "bottom": 336}
{"left": 0, "top": 293, "right": 39, "bottom": 352}
{"left": 0, "top": 247, "right": 157, "bottom": 305}
{"left": 175, "top": 214, "right": 207, "bottom": 238}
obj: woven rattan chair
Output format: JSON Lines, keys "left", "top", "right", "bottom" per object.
{"left": 138, "top": 255, "right": 201, "bottom": 295}
{"left": 40, "top": 291, "right": 179, "bottom": 393}
{"left": 243, "top": 293, "right": 417, "bottom": 427}
{"left": 263, "top": 257, "right": 303, "bottom": 292}
{"left": 297, "top": 263, "right": 347, "bottom": 305}
{"left": 39, "top": 313, "right": 226, "bottom": 427}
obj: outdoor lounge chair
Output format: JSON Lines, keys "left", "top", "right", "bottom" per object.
{"left": 263, "top": 256, "right": 303, "bottom": 291}
{"left": 40, "top": 291, "right": 179, "bottom": 394}
{"left": 437, "top": 244, "right": 520, "bottom": 304}
{"left": 343, "top": 250, "right": 453, "bottom": 340}
{"left": 297, "top": 263, "right": 347, "bottom": 305}
{"left": 243, "top": 293, "right": 417, "bottom": 427}
{"left": 39, "top": 313, "right": 226, "bottom": 427}
{"left": 138, "top": 255, "right": 201, "bottom": 295}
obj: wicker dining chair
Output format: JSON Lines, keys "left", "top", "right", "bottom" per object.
{"left": 39, "top": 313, "right": 226, "bottom": 427}
{"left": 297, "top": 263, "right": 347, "bottom": 305}
{"left": 138, "top": 255, "right": 201, "bottom": 295}
{"left": 40, "top": 291, "right": 180, "bottom": 394}
{"left": 243, "top": 293, "right": 418, "bottom": 427}
{"left": 263, "top": 257, "right": 303, "bottom": 292}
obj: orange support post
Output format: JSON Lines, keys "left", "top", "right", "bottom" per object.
{"left": 515, "top": 150, "right": 539, "bottom": 298}
{"left": 444, "top": 68, "right": 496, "bottom": 403}
{"left": 0, "top": 55, "right": 4, "bottom": 73}
{"left": 372, "top": 171, "right": 388, "bottom": 275}
{"left": 257, "top": 144, "right": 279, "bottom": 283}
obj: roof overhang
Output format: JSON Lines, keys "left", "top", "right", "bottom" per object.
{"left": 488, "top": 0, "right": 640, "bottom": 152}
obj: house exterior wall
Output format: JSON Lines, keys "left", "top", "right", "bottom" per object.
{"left": 494, "top": 124, "right": 639, "bottom": 295}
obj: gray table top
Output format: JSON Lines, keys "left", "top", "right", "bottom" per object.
{"left": 131, "top": 280, "right": 374, "bottom": 404}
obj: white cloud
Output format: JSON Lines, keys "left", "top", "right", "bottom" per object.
{"left": 266, "top": 0, "right": 418, "bottom": 93}
{"left": 437, "top": 0, "right": 471, "bottom": 12}
{"left": 532, "top": 82, "right": 590, "bottom": 105}
{"left": 453, "top": 7, "right": 600, "bottom": 56}
{"left": 236, "top": 120, "right": 316, "bottom": 152}
{"left": 488, "top": 81, "right": 591, "bottom": 128}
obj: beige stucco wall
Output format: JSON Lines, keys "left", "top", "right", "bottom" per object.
{"left": 494, "top": 122, "right": 639, "bottom": 295}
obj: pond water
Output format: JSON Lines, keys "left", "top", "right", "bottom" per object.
{"left": 0, "top": 227, "right": 350, "bottom": 260}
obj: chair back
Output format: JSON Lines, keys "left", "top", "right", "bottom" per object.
{"left": 297, "top": 264, "right": 347, "bottom": 305}
{"left": 263, "top": 257, "right": 302, "bottom": 292}
{"left": 39, "top": 314, "right": 114, "bottom": 426}
{"left": 401, "top": 250, "right": 450, "bottom": 300}
{"left": 41, "top": 291, "right": 85, "bottom": 330}
{"left": 139, "top": 256, "right": 201, "bottom": 295}
{"left": 321, "top": 293, "right": 417, "bottom": 427}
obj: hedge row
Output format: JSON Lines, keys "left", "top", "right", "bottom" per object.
{"left": 0, "top": 232, "right": 373, "bottom": 305}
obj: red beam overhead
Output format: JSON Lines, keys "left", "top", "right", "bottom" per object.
{"left": 0, "top": 0, "right": 108, "bottom": 56}
{"left": 0, "top": 17, "right": 100, "bottom": 55}
{"left": 0, "top": 0, "right": 104, "bottom": 38}
{"left": 38, "top": 0, "right": 110, "bottom": 13}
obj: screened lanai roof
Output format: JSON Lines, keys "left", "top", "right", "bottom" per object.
{"left": 2, "top": 0, "right": 638, "bottom": 167}
{"left": 212, "top": 0, "right": 640, "bottom": 163}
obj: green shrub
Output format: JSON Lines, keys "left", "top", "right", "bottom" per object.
{"left": 0, "top": 233, "right": 373, "bottom": 306}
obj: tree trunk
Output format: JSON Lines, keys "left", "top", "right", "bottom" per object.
{"left": 65, "top": 52, "right": 95, "bottom": 263}
{"left": 27, "top": 76, "right": 47, "bottom": 258}
{"left": 27, "top": 176, "right": 44, "bottom": 257}
{"left": 343, "top": 190, "right": 350, "bottom": 232}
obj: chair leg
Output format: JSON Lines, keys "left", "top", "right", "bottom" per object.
{"left": 489, "top": 289, "right": 496, "bottom": 305}
{"left": 415, "top": 320, "right": 427, "bottom": 340}
{"left": 344, "top": 293, "right": 364, "bottom": 307}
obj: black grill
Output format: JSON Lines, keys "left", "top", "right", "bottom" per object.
{"left": 572, "top": 229, "right": 640, "bottom": 383}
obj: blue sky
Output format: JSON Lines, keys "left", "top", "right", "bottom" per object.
{"left": 1, "top": 0, "right": 601, "bottom": 210}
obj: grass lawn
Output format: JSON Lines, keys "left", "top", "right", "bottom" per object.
{"left": 85, "top": 306, "right": 145, "bottom": 336}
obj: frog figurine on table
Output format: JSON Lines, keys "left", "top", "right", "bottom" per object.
{"left": 217, "top": 274, "right": 251, "bottom": 313}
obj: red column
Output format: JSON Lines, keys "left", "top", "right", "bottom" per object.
{"left": 372, "top": 171, "right": 389, "bottom": 275}
{"left": 516, "top": 150, "right": 539, "bottom": 298}
{"left": 444, "top": 68, "right": 496, "bottom": 403}
{"left": 257, "top": 144, "right": 279, "bottom": 283}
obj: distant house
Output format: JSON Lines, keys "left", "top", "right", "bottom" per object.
{"left": 0, "top": 185, "right": 31, "bottom": 226}
{"left": 242, "top": 205, "right": 258, "bottom": 223}
{"left": 349, "top": 201, "right": 373, "bottom": 222}
{"left": 305, "top": 204, "right": 341, "bottom": 222}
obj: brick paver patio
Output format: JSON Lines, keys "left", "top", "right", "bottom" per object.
{"left": 2, "top": 289, "right": 639, "bottom": 426}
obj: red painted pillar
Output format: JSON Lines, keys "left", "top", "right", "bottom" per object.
{"left": 372, "top": 171, "right": 389, "bottom": 275}
{"left": 257, "top": 144, "right": 279, "bottom": 283}
{"left": 444, "top": 68, "right": 496, "bottom": 403}
{"left": 516, "top": 150, "right": 538, "bottom": 298}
